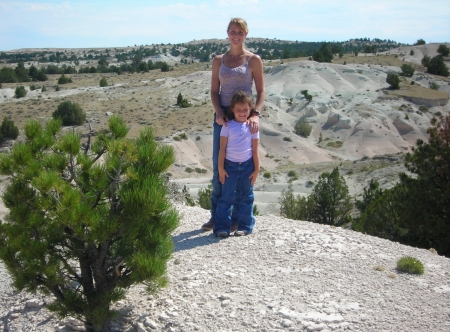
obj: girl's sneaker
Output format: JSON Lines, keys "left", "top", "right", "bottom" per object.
{"left": 234, "top": 230, "right": 248, "bottom": 236}
{"left": 216, "top": 231, "right": 229, "bottom": 238}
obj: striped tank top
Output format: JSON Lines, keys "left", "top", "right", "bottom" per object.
{"left": 219, "top": 54, "right": 254, "bottom": 107}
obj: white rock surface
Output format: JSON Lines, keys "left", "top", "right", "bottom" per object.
{"left": 0, "top": 205, "right": 449, "bottom": 331}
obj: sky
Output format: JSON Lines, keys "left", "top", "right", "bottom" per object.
{"left": 1, "top": 0, "right": 449, "bottom": 51}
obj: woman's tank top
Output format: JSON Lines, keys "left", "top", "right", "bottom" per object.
{"left": 219, "top": 54, "right": 254, "bottom": 107}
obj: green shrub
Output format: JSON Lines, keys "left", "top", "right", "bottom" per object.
{"left": 437, "top": 44, "right": 450, "bottom": 56}
{"left": 195, "top": 167, "right": 207, "bottom": 174}
{"left": 197, "top": 184, "right": 212, "bottom": 210}
{"left": 400, "top": 64, "right": 415, "bottom": 77}
{"left": 429, "top": 82, "right": 439, "bottom": 90}
{"left": 0, "top": 116, "right": 178, "bottom": 331}
{"left": 294, "top": 116, "right": 312, "bottom": 138}
{"left": 100, "top": 77, "right": 108, "bottom": 87}
{"left": 1, "top": 117, "right": 19, "bottom": 139}
{"left": 263, "top": 172, "right": 271, "bottom": 179}
{"left": 179, "top": 133, "right": 188, "bottom": 140}
{"left": 185, "top": 167, "right": 193, "bottom": 173}
{"left": 176, "top": 93, "right": 191, "bottom": 108}
{"left": 283, "top": 137, "right": 292, "bottom": 142}
{"left": 410, "top": 50, "right": 414, "bottom": 56}
{"left": 427, "top": 56, "right": 449, "bottom": 77}
{"left": 196, "top": 136, "right": 201, "bottom": 141}
{"left": 14, "top": 86, "right": 26, "bottom": 98}
{"left": 300, "top": 89, "right": 313, "bottom": 102}
{"left": 419, "top": 105, "right": 429, "bottom": 112}
{"left": 386, "top": 72, "right": 400, "bottom": 89}
{"left": 55, "top": 85, "right": 60, "bottom": 91}
{"left": 52, "top": 101, "right": 86, "bottom": 126}
{"left": 396, "top": 256, "right": 424, "bottom": 275}
{"left": 421, "top": 55, "right": 431, "bottom": 68}
{"left": 57, "top": 74, "right": 72, "bottom": 84}
{"left": 41, "top": 85, "right": 47, "bottom": 92}
{"left": 173, "top": 136, "right": 181, "bottom": 141}
{"left": 288, "top": 170, "right": 297, "bottom": 178}
{"left": 161, "top": 63, "right": 170, "bottom": 72}
{"left": 30, "top": 84, "right": 36, "bottom": 91}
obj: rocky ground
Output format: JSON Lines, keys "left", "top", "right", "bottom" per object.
{"left": 1, "top": 205, "right": 449, "bottom": 331}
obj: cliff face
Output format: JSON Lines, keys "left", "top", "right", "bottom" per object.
{"left": 402, "top": 95, "right": 449, "bottom": 107}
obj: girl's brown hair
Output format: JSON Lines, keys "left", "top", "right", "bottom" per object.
{"left": 227, "top": 18, "right": 248, "bottom": 34}
{"left": 230, "top": 91, "right": 254, "bottom": 111}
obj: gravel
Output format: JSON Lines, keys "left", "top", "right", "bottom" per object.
{"left": 1, "top": 205, "right": 449, "bottom": 331}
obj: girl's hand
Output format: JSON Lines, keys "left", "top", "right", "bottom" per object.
{"left": 219, "top": 170, "right": 229, "bottom": 184}
{"left": 249, "top": 170, "right": 259, "bottom": 185}
{"left": 247, "top": 115, "right": 259, "bottom": 134}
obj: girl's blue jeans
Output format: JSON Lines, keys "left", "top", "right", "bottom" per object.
{"left": 210, "top": 114, "right": 239, "bottom": 224}
{"left": 214, "top": 158, "right": 255, "bottom": 236}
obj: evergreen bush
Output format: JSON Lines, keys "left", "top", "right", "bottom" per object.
{"left": 52, "top": 101, "right": 86, "bottom": 126}
{"left": 0, "top": 116, "right": 179, "bottom": 331}
{"left": 14, "top": 86, "right": 26, "bottom": 98}
{"left": 386, "top": 73, "right": 400, "bottom": 89}
{"left": 397, "top": 256, "right": 424, "bottom": 275}
{"left": 100, "top": 77, "right": 108, "bottom": 87}
{"left": 294, "top": 116, "right": 312, "bottom": 137}
{"left": 0, "top": 117, "right": 19, "bottom": 139}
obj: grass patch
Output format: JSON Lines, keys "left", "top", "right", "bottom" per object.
{"left": 396, "top": 256, "right": 425, "bottom": 275}
{"left": 326, "top": 141, "right": 343, "bottom": 148}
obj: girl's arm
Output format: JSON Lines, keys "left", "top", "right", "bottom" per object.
{"left": 218, "top": 136, "right": 229, "bottom": 184}
{"left": 211, "top": 55, "right": 227, "bottom": 127}
{"left": 249, "top": 138, "right": 260, "bottom": 186}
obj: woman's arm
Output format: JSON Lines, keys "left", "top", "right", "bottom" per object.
{"left": 249, "top": 138, "right": 260, "bottom": 186}
{"left": 248, "top": 55, "right": 266, "bottom": 134}
{"left": 211, "top": 55, "right": 227, "bottom": 126}
{"left": 218, "top": 136, "right": 228, "bottom": 184}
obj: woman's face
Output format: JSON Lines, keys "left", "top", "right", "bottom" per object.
{"left": 227, "top": 23, "right": 247, "bottom": 45}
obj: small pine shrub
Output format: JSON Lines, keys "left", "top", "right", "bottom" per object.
{"left": 100, "top": 77, "right": 108, "bottom": 87}
{"left": 396, "top": 256, "right": 424, "bottom": 275}
{"left": 294, "top": 117, "right": 312, "bottom": 138}
{"left": 185, "top": 167, "right": 193, "bottom": 173}
{"left": 197, "top": 185, "right": 212, "bottom": 210}
{"left": 386, "top": 72, "right": 400, "bottom": 89}
{"left": 287, "top": 170, "right": 297, "bottom": 178}
{"left": 196, "top": 136, "right": 201, "bottom": 141}
{"left": 55, "top": 85, "right": 60, "bottom": 91}
{"left": 263, "top": 172, "right": 271, "bottom": 179}
{"left": 1, "top": 117, "right": 19, "bottom": 139}
{"left": 57, "top": 74, "right": 72, "bottom": 84}
{"left": 195, "top": 167, "right": 207, "bottom": 174}
{"left": 419, "top": 105, "right": 429, "bottom": 112}
{"left": 173, "top": 136, "right": 181, "bottom": 141}
{"left": 429, "top": 82, "right": 439, "bottom": 90}
{"left": 41, "top": 85, "right": 47, "bottom": 92}
{"left": 179, "top": 133, "right": 188, "bottom": 140}
{"left": 14, "top": 86, "right": 27, "bottom": 98}
{"left": 30, "top": 84, "right": 36, "bottom": 91}
{"left": 52, "top": 101, "right": 86, "bottom": 126}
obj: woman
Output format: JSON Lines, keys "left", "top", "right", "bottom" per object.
{"left": 201, "top": 17, "right": 265, "bottom": 231}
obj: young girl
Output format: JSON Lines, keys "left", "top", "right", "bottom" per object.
{"left": 214, "top": 91, "right": 260, "bottom": 238}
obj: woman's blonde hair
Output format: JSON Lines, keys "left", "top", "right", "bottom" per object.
{"left": 227, "top": 18, "right": 248, "bottom": 34}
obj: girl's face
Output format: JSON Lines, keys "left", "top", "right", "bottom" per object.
{"left": 231, "top": 102, "right": 251, "bottom": 123}
{"left": 227, "top": 23, "right": 247, "bottom": 45}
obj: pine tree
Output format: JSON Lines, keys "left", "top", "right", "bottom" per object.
{"left": 309, "top": 167, "right": 352, "bottom": 226}
{"left": 0, "top": 116, "right": 179, "bottom": 331}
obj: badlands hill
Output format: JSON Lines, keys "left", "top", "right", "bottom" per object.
{"left": 0, "top": 43, "right": 449, "bottom": 215}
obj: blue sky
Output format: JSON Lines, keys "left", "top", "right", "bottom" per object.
{"left": 1, "top": 0, "right": 449, "bottom": 51}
